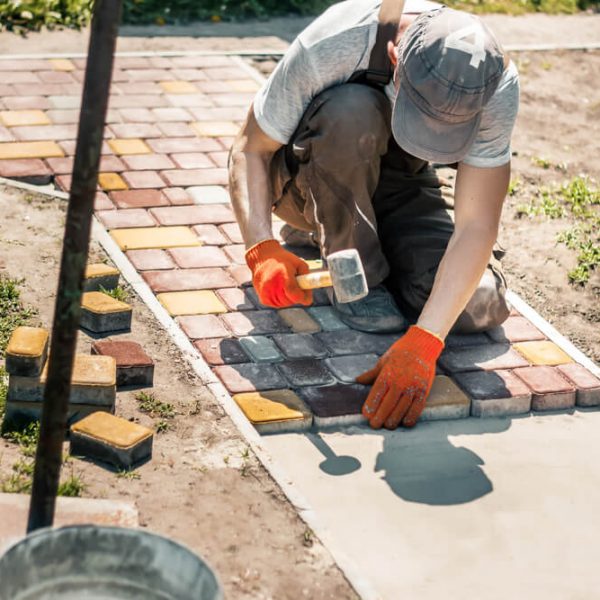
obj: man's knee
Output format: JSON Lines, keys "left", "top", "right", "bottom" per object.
{"left": 452, "top": 269, "right": 510, "bottom": 334}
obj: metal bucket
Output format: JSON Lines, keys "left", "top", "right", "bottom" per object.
{"left": 0, "top": 525, "right": 223, "bottom": 600}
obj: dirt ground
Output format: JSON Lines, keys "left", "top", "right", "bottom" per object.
{"left": 0, "top": 184, "right": 357, "bottom": 600}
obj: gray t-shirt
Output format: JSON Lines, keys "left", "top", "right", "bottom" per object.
{"left": 253, "top": 0, "right": 519, "bottom": 168}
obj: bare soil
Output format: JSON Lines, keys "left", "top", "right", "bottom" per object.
{"left": 0, "top": 184, "right": 356, "bottom": 600}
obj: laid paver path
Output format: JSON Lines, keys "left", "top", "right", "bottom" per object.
{"left": 0, "top": 54, "right": 599, "bottom": 435}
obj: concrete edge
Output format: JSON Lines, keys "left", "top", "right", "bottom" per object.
{"left": 0, "top": 44, "right": 598, "bottom": 61}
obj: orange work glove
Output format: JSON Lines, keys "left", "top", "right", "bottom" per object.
{"left": 356, "top": 325, "right": 444, "bottom": 429}
{"left": 245, "top": 238, "right": 313, "bottom": 308}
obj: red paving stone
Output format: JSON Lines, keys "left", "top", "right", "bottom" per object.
{"left": 157, "top": 122, "right": 195, "bottom": 137}
{"left": 228, "top": 265, "right": 252, "bottom": 287}
{"left": 213, "top": 363, "right": 287, "bottom": 393}
{"left": 487, "top": 316, "right": 546, "bottom": 343}
{"left": 163, "top": 187, "right": 192, "bottom": 205}
{"left": 192, "top": 224, "right": 230, "bottom": 245}
{"left": 46, "top": 155, "right": 126, "bottom": 174}
{"left": 150, "top": 204, "right": 235, "bottom": 226}
{"left": 152, "top": 108, "right": 192, "bottom": 121}
{"left": 171, "top": 153, "right": 215, "bottom": 169}
{"left": 94, "top": 192, "right": 114, "bottom": 211}
{"left": 126, "top": 249, "right": 175, "bottom": 271}
{"left": 219, "top": 223, "right": 243, "bottom": 244}
{"left": 0, "top": 158, "right": 51, "bottom": 179}
{"left": 215, "top": 288, "right": 255, "bottom": 311}
{"left": 121, "top": 170, "right": 166, "bottom": 189}
{"left": 146, "top": 137, "right": 221, "bottom": 154}
{"left": 168, "top": 246, "right": 230, "bottom": 268}
{"left": 121, "top": 154, "right": 175, "bottom": 171}
{"left": 142, "top": 268, "right": 235, "bottom": 292}
{"left": 556, "top": 363, "right": 600, "bottom": 406}
{"left": 12, "top": 124, "right": 78, "bottom": 141}
{"left": 96, "top": 209, "right": 156, "bottom": 229}
{"left": 220, "top": 310, "right": 290, "bottom": 336}
{"left": 160, "top": 168, "right": 228, "bottom": 187}
{"left": 513, "top": 366, "right": 576, "bottom": 411}
{"left": 118, "top": 108, "right": 155, "bottom": 122}
{"left": 109, "top": 189, "right": 169, "bottom": 209}
{"left": 3, "top": 96, "right": 51, "bottom": 110}
{"left": 222, "top": 245, "right": 246, "bottom": 264}
{"left": 176, "top": 314, "right": 229, "bottom": 339}
{"left": 194, "top": 337, "right": 249, "bottom": 365}
{"left": 110, "top": 124, "right": 162, "bottom": 138}
{"left": 189, "top": 106, "right": 248, "bottom": 121}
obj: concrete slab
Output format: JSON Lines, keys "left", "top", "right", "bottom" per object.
{"left": 0, "top": 494, "right": 138, "bottom": 555}
{"left": 264, "top": 411, "right": 600, "bottom": 599}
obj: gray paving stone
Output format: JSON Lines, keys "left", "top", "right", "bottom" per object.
{"left": 306, "top": 306, "right": 349, "bottom": 331}
{"left": 239, "top": 336, "right": 284, "bottom": 363}
{"left": 277, "top": 359, "right": 336, "bottom": 387}
{"left": 271, "top": 333, "right": 328, "bottom": 360}
{"left": 315, "top": 330, "right": 397, "bottom": 357}
{"left": 439, "top": 343, "right": 530, "bottom": 373}
{"left": 298, "top": 383, "right": 369, "bottom": 428}
{"left": 325, "top": 354, "right": 379, "bottom": 383}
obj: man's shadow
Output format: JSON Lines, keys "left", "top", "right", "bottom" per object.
{"left": 307, "top": 416, "right": 514, "bottom": 506}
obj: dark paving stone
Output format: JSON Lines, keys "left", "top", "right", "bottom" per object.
{"left": 298, "top": 383, "right": 369, "bottom": 418}
{"left": 271, "top": 333, "right": 328, "bottom": 360}
{"left": 277, "top": 359, "right": 336, "bottom": 387}
{"left": 194, "top": 337, "right": 249, "bottom": 366}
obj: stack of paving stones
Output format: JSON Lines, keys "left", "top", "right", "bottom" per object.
{"left": 0, "top": 55, "right": 599, "bottom": 434}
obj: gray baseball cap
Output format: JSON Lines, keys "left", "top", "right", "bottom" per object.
{"left": 392, "top": 7, "right": 505, "bottom": 163}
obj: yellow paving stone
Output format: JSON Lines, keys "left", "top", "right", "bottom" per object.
{"left": 6, "top": 326, "right": 49, "bottom": 358}
{"left": 82, "top": 291, "right": 131, "bottom": 315}
{"left": 85, "top": 263, "right": 120, "bottom": 279}
{"left": 228, "top": 80, "right": 260, "bottom": 92}
{"left": 159, "top": 80, "right": 198, "bottom": 94}
{"left": 0, "top": 141, "right": 64, "bottom": 159}
{"left": 157, "top": 290, "right": 227, "bottom": 316}
{"left": 111, "top": 226, "right": 201, "bottom": 250}
{"left": 71, "top": 412, "right": 152, "bottom": 449}
{"left": 233, "top": 389, "right": 312, "bottom": 430}
{"left": 98, "top": 172, "right": 128, "bottom": 191}
{"left": 278, "top": 307, "right": 321, "bottom": 333}
{"left": 192, "top": 121, "right": 239, "bottom": 137}
{"left": 513, "top": 341, "right": 574, "bottom": 366}
{"left": 420, "top": 376, "right": 471, "bottom": 421}
{"left": 48, "top": 58, "right": 76, "bottom": 71}
{"left": 107, "top": 138, "right": 151, "bottom": 155}
{"left": 84, "top": 263, "right": 120, "bottom": 292}
{"left": 41, "top": 355, "right": 116, "bottom": 387}
{"left": 0, "top": 110, "right": 51, "bottom": 127}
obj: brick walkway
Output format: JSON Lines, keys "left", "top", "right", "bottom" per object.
{"left": 0, "top": 54, "right": 598, "bottom": 432}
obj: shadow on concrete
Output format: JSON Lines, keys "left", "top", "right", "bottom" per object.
{"left": 309, "top": 432, "right": 362, "bottom": 476}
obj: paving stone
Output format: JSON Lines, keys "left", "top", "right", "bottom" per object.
{"left": 211, "top": 92, "right": 255, "bottom": 107}
{"left": 164, "top": 187, "right": 192, "bottom": 205}
{"left": 513, "top": 366, "right": 576, "bottom": 411}
{"left": 164, "top": 93, "right": 213, "bottom": 108}
{"left": 177, "top": 314, "right": 230, "bottom": 339}
{"left": 277, "top": 307, "right": 321, "bottom": 333}
{"left": 454, "top": 370, "right": 532, "bottom": 417}
{"left": 419, "top": 376, "right": 471, "bottom": 421}
{"left": 0, "top": 141, "right": 63, "bottom": 159}
{"left": 487, "top": 316, "right": 546, "bottom": 343}
{"left": 157, "top": 122, "right": 195, "bottom": 137}
{"left": 311, "top": 288, "right": 332, "bottom": 306}
{"left": 191, "top": 121, "right": 239, "bottom": 137}
{"left": 91, "top": 340, "right": 154, "bottom": 388}
{"left": 8, "top": 355, "right": 116, "bottom": 406}
{"left": 556, "top": 363, "right": 600, "bottom": 407}
{"left": 94, "top": 192, "right": 114, "bottom": 211}
{"left": 5, "top": 326, "right": 49, "bottom": 377}
{"left": 0, "top": 110, "right": 50, "bottom": 127}
{"left": 108, "top": 94, "right": 167, "bottom": 109}
{"left": 315, "top": 330, "right": 395, "bottom": 356}
{"left": 207, "top": 151, "right": 228, "bottom": 168}
{"left": 117, "top": 108, "right": 154, "bottom": 123}
{"left": 83, "top": 263, "right": 120, "bottom": 292}
{"left": 0, "top": 158, "right": 52, "bottom": 184}
{"left": 239, "top": 336, "right": 284, "bottom": 363}
{"left": 168, "top": 246, "right": 230, "bottom": 268}
{"left": 216, "top": 287, "right": 255, "bottom": 311}
{"left": 121, "top": 170, "right": 166, "bottom": 189}
{"left": 325, "top": 354, "right": 379, "bottom": 384}
{"left": 221, "top": 310, "right": 290, "bottom": 336}
{"left": 38, "top": 70, "right": 76, "bottom": 84}
{"left": 194, "top": 337, "right": 248, "bottom": 365}
{"left": 160, "top": 168, "right": 228, "bottom": 187}
{"left": 187, "top": 185, "right": 230, "bottom": 204}
{"left": 170, "top": 67, "right": 211, "bottom": 79}
{"left": 222, "top": 244, "right": 246, "bottom": 264}
{"left": 70, "top": 411, "right": 153, "bottom": 469}
{"left": 81, "top": 291, "right": 132, "bottom": 333}
{"left": 513, "top": 341, "right": 574, "bottom": 366}
{"left": 111, "top": 226, "right": 201, "bottom": 250}
{"left": 445, "top": 333, "right": 492, "bottom": 348}
{"left": 60, "top": 140, "right": 112, "bottom": 155}
{"left": 49, "top": 58, "right": 76, "bottom": 71}
{"left": 152, "top": 107, "right": 192, "bottom": 122}
{"left": 219, "top": 222, "right": 243, "bottom": 244}
{"left": 190, "top": 106, "right": 247, "bottom": 121}
{"left": 150, "top": 204, "right": 235, "bottom": 226}
{"left": 233, "top": 389, "right": 312, "bottom": 433}
{"left": 307, "top": 306, "right": 349, "bottom": 332}
{"left": 12, "top": 124, "right": 78, "bottom": 141}
{"left": 112, "top": 57, "right": 152, "bottom": 69}
{"left": 0, "top": 494, "right": 138, "bottom": 554}
{"left": 96, "top": 208, "right": 156, "bottom": 229}
{"left": 125, "top": 69, "right": 174, "bottom": 82}
{"left": 98, "top": 172, "right": 128, "bottom": 191}
{"left": 157, "top": 290, "right": 227, "bottom": 316}
{"left": 143, "top": 268, "right": 235, "bottom": 293}
{"left": 439, "top": 343, "right": 530, "bottom": 373}
{"left": 0, "top": 125, "right": 14, "bottom": 142}
{"left": 146, "top": 137, "right": 221, "bottom": 154}
{"left": 214, "top": 363, "right": 288, "bottom": 393}
{"left": 4, "top": 97, "right": 51, "bottom": 110}
{"left": 277, "top": 359, "right": 336, "bottom": 387}
{"left": 228, "top": 265, "right": 253, "bottom": 287}
{"left": 271, "top": 333, "right": 328, "bottom": 360}
{"left": 196, "top": 80, "right": 234, "bottom": 94}
{"left": 107, "top": 138, "right": 151, "bottom": 155}
{"left": 170, "top": 153, "right": 214, "bottom": 169}
{"left": 109, "top": 123, "right": 162, "bottom": 138}
{"left": 159, "top": 80, "right": 198, "bottom": 94}
{"left": 217, "top": 136, "right": 235, "bottom": 150}
{"left": 299, "top": 383, "right": 369, "bottom": 427}
{"left": 121, "top": 153, "right": 175, "bottom": 171}
{"left": 245, "top": 287, "right": 268, "bottom": 309}
{"left": 125, "top": 249, "right": 175, "bottom": 271}
{"left": 109, "top": 189, "right": 168, "bottom": 209}
{"left": 192, "top": 224, "right": 230, "bottom": 245}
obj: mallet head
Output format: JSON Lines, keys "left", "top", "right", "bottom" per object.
{"left": 327, "top": 248, "right": 368, "bottom": 304}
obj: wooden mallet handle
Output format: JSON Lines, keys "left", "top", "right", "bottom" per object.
{"left": 296, "top": 270, "right": 332, "bottom": 290}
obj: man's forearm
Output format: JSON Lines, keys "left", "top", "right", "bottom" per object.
{"left": 417, "top": 223, "right": 498, "bottom": 340}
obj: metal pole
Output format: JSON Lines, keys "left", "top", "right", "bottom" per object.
{"left": 27, "top": 0, "right": 123, "bottom": 533}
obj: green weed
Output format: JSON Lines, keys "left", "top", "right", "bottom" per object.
{"left": 0, "top": 276, "right": 37, "bottom": 357}
{"left": 532, "top": 156, "right": 552, "bottom": 169}
{"left": 116, "top": 469, "right": 141, "bottom": 480}
{"left": 508, "top": 178, "right": 521, "bottom": 197}
{"left": 99, "top": 284, "right": 129, "bottom": 303}
{"left": 155, "top": 419, "right": 170, "bottom": 434}
{"left": 135, "top": 391, "right": 175, "bottom": 419}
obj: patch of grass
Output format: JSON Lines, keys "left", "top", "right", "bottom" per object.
{"left": 57, "top": 472, "right": 85, "bottom": 497}
{"left": 532, "top": 156, "right": 552, "bottom": 169}
{"left": 0, "top": 0, "right": 92, "bottom": 32}
{"left": 508, "top": 178, "right": 521, "bottom": 197}
{"left": 155, "top": 419, "right": 170, "bottom": 434}
{"left": 135, "top": 391, "right": 175, "bottom": 419}
{"left": 99, "top": 284, "right": 129, "bottom": 303}
{"left": 116, "top": 469, "right": 141, "bottom": 480}
{"left": 0, "top": 276, "right": 37, "bottom": 357}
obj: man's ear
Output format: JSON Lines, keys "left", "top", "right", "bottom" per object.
{"left": 387, "top": 41, "right": 398, "bottom": 67}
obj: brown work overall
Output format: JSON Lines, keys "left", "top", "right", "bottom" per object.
{"left": 268, "top": 28, "right": 510, "bottom": 334}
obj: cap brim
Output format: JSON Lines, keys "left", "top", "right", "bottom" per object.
{"left": 392, "top": 83, "right": 481, "bottom": 164}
